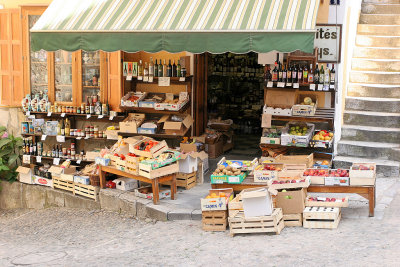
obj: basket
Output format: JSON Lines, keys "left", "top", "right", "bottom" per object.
{"left": 90, "top": 175, "right": 100, "bottom": 186}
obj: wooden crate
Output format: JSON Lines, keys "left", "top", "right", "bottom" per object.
{"left": 283, "top": 214, "right": 302, "bottom": 227}
{"left": 53, "top": 176, "right": 74, "bottom": 193}
{"left": 303, "top": 207, "right": 341, "bottom": 229}
{"left": 162, "top": 172, "right": 197, "bottom": 189}
{"left": 202, "top": 210, "right": 227, "bottom": 231}
{"left": 138, "top": 163, "right": 179, "bottom": 179}
{"left": 228, "top": 208, "right": 284, "bottom": 236}
{"left": 305, "top": 196, "right": 349, "bottom": 207}
{"left": 125, "top": 155, "right": 139, "bottom": 175}
{"left": 74, "top": 183, "right": 100, "bottom": 201}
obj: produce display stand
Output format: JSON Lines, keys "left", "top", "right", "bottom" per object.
{"left": 99, "top": 165, "right": 177, "bottom": 205}
{"left": 211, "top": 177, "right": 376, "bottom": 217}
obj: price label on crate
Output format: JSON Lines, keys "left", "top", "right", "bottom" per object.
{"left": 61, "top": 113, "right": 66, "bottom": 117}
{"left": 41, "top": 135, "right": 47, "bottom": 141}
{"left": 179, "top": 77, "right": 185, "bottom": 82}
{"left": 23, "top": 155, "right": 31, "bottom": 164}
{"left": 76, "top": 160, "right": 81, "bottom": 165}
{"left": 56, "top": 135, "right": 65, "bottom": 143}
{"left": 53, "top": 158, "right": 60, "bottom": 165}
{"left": 309, "top": 84, "right": 316, "bottom": 91}
{"left": 228, "top": 176, "right": 240, "bottom": 183}
{"left": 137, "top": 76, "right": 143, "bottom": 81}
{"left": 98, "top": 115, "right": 104, "bottom": 119}
{"left": 86, "top": 114, "right": 91, "bottom": 119}
{"left": 158, "top": 77, "right": 170, "bottom": 86}
{"left": 267, "top": 81, "right": 273, "bottom": 88}
{"left": 286, "top": 83, "right": 292, "bottom": 87}
{"left": 36, "top": 156, "right": 41, "bottom": 163}
{"left": 109, "top": 116, "right": 114, "bottom": 121}
{"left": 293, "top": 83, "right": 299, "bottom": 89}
{"left": 47, "top": 112, "right": 52, "bottom": 117}
{"left": 143, "top": 76, "right": 149, "bottom": 82}
{"left": 323, "top": 85, "right": 330, "bottom": 91}
{"left": 148, "top": 76, "right": 154, "bottom": 83}
{"left": 317, "top": 84, "right": 323, "bottom": 91}
{"left": 277, "top": 82, "right": 285, "bottom": 88}
{"left": 126, "top": 75, "right": 132, "bottom": 81}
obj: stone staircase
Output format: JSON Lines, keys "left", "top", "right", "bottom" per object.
{"left": 335, "top": 0, "right": 400, "bottom": 177}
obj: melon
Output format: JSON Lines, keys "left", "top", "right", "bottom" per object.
{"left": 304, "top": 97, "right": 313, "bottom": 105}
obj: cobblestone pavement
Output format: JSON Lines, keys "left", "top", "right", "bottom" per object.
{"left": 0, "top": 181, "right": 399, "bottom": 267}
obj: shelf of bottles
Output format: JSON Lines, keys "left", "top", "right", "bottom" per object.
{"left": 82, "top": 51, "right": 101, "bottom": 102}
{"left": 29, "top": 15, "right": 48, "bottom": 96}
{"left": 55, "top": 51, "right": 73, "bottom": 102}
{"left": 264, "top": 58, "right": 336, "bottom": 92}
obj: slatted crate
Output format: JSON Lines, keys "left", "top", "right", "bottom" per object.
{"left": 202, "top": 210, "right": 227, "bottom": 231}
{"left": 162, "top": 172, "right": 197, "bottom": 189}
{"left": 228, "top": 208, "right": 284, "bottom": 236}
{"left": 53, "top": 176, "right": 74, "bottom": 193}
{"left": 303, "top": 206, "right": 341, "bottom": 229}
{"left": 74, "top": 183, "right": 100, "bottom": 201}
{"left": 283, "top": 213, "right": 303, "bottom": 227}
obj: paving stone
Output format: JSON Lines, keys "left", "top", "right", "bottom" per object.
{"left": 0, "top": 181, "right": 23, "bottom": 209}
{"left": 64, "top": 193, "right": 100, "bottom": 210}
{"left": 167, "top": 210, "right": 192, "bottom": 220}
{"left": 191, "top": 209, "right": 202, "bottom": 220}
{"left": 22, "top": 184, "right": 48, "bottom": 209}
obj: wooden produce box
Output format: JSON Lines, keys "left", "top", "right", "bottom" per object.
{"left": 134, "top": 186, "right": 171, "bottom": 200}
{"left": 268, "top": 177, "right": 310, "bottom": 190}
{"left": 158, "top": 114, "right": 193, "bottom": 135}
{"left": 138, "top": 162, "right": 179, "bottom": 179}
{"left": 350, "top": 163, "right": 376, "bottom": 186}
{"left": 292, "top": 94, "right": 318, "bottom": 116}
{"left": 162, "top": 171, "right": 196, "bottom": 190}
{"left": 108, "top": 154, "right": 119, "bottom": 167}
{"left": 274, "top": 153, "right": 314, "bottom": 168}
{"left": 305, "top": 196, "right": 349, "bottom": 207}
{"left": 303, "top": 207, "right": 341, "bottom": 229}
{"left": 303, "top": 168, "right": 330, "bottom": 185}
{"left": 74, "top": 183, "right": 99, "bottom": 201}
{"left": 119, "top": 113, "right": 145, "bottom": 133}
{"left": 253, "top": 163, "right": 284, "bottom": 183}
{"left": 200, "top": 188, "right": 234, "bottom": 211}
{"left": 116, "top": 158, "right": 127, "bottom": 172}
{"left": 125, "top": 155, "right": 139, "bottom": 175}
{"left": 130, "top": 138, "right": 168, "bottom": 158}
{"left": 283, "top": 214, "right": 303, "bottom": 227}
{"left": 263, "top": 89, "right": 296, "bottom": 116}
{"left": 202, "top": 210, "right": 228, "bottom": 231}
{"left": 228, "top": 208, "right": 284, "bottom": 236}
{"left": 53, "top": 176, "right": 74, "bottom": 193}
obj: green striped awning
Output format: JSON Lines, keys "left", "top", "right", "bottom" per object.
{"left": 31, "top": 0, "right": 320, "bottom": 53}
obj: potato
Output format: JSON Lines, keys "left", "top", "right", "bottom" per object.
{"left": 218, "top": 165, "right": 224, "bottom": 170}
{"left": 232, "top": 167, "right": 238, "bottom": 172}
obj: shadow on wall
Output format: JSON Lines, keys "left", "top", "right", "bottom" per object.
{"left": 0, "top": 107, "right": 25, "bottom": 137}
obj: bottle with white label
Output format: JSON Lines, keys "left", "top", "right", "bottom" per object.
{"left": 324, "top": 64, "right": 330, "bottom": 86}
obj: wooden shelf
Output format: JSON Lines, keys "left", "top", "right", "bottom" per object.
{"left": 259, "top": 143, "right": 332, "bottom": 152}
{"left": 25, "top": 112, "right": 124, "bottom": 121}
{"left": 21, "top": 133, "right": 112, "bottom": 141}
{"left": 118, "top": 127, "right": 190, "bottom": 139}
{"left": 265, "top": 82, "right": 336, "bottom": 92}
{"left": 130, "top": 75, "right": 192, "bottom": 85}
{"left": 37, "top": 156, "right": 94, "bottom": 163}
{"left": 271, "top": 108, "right": 335, "bottom": 126}
{"left": 119, "top": 101, "right": 190, "bottom": 114}
{"left": 83, "top": 85, "right": 100, "bottom": 88}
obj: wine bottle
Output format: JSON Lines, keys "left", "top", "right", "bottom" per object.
{"left": 303, "top": 65, "right": 308, "bottom": 83}
{"left": 167, "top": 60, "right": 172, "bottom": 77}
{"left": 158, "top": 59, "right": 163, "bottom": 77}
{"left": 319, "top": 64, "right": 324, "bottom": 84}
{"left": 149, "top": 57, "right": 154, "bottom": 77}
{"left": 314, "top": 63, "right": 320, "bottom": 84}
{"left": 287, "top": 65, "right": 292, "bottom": 83}
{"left": 297, "top": 65, "right": 303, "bottom": 83}
{"left": 154, "top": 59, "right": 158, "bottom": 77}
{"left": 138, "top": 60, "right": 143, "bottom": 77}
{"left": 144, "top": 62, "right": 149, "bottom": 77}
{"left": 172, "top": 60, "right": 177, "bottom": 77}
{"left": 163, "top": 60, "right": 167, "bottom": 77}
{"left": 324, "top": 64, "right": 330, "bottom": 86}
{"left": 308, "top": 63, "right": 314, "bottom": 84}
{"left": 57, "top": 121, "right": 61, "bottom": 136}
{"left": 52, "top": 145, "right": 56, "bottom": 158}
{"left": 177, "top": 60, "right": 181, "bottom": 77}
{"left": 330, "top": 64, "right": 336, "bottom": 85}
{"left": 292, "top": 65, "right": 297, "bottom": 82}
{"left": 65, "top": 118, "right": 70, "bottom": 136}
{"left": 278, "top": 62, "right": 283, "bottom": 82}
{"left": 282, "top": 65, "right": 287, "bottom": 83}
{"left": 272, "top": 60, "right": 278, "bottom": 82}
{"left": 60, "top": 119, "right": 65, "bottom": 136}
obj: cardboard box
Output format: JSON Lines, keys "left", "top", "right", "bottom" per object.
{"left": 113, "top": 177, "right": 138, "bottom": 191}
{"left": 16, "top": 166, "right": 34, "bottom": 184}
{"left": 158, "top": 114, "right": 193, "bottom": 135}
{"left": 242, "top": 187, "right": 274, "bottom": 218}
{"left": 180, "top": 142, "right": 205, "bottom": 153}
{"left": 274, "top": 153, "right": 314, "bottom": 168}
{"left": 263, "top": 105, "right": 292, "bottom": 116}
{"left": 48, "top": 166, "right": 77, "bottom": 177}
{"left": 179, "top": 153, "right": 198, "bottom": 174}
{"left": 33, "top": 175, "right": 53, "bottom": 187}
{"left": 206, "top": 139, "right": 224, "bottom": 159}
{"left": 119, "top": 113, "right": 145, "bottom": 133}
{"left": 292, "top": 94, "right": 318, "bottom": 116}
{"left": 264, "top": 89, "right": 296, "bottom": 109}
{"left": 74, "top": 175, "right": 90, "bottom": 185}
{"left": 200, "top": 188, "right": 234, "bottom": 211}
{"left": 276, "top": 188, "right": 306, "bottom": 214}
{"left": 60, "top": 173, "right": 74, "bottom": 182}
{"left": 105, "top": 129, "right": 119, "bottom": 140}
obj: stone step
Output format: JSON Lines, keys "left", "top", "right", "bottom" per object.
{"left": 358, "top": 24, "right": 400, "bottom": 35}
{"left": 360, "top": 13, "right": 400, "bottom": 24}
{"left": 363, "top": 0, "right": 400, "bottom": 4}
{"left": 337, "top": 140, "right": 400, "bottom": 161}
{"left": 341, "top": 124, "right": 400, "bottom": 143}
{"left": 356, "top": 35, "right": 400, "bottom": 47}
{"left": 347, "top": 83, "right": 400, "bottom": 98}
{"left": 345, "top": 96, "right": 400, "bottom": 112}
{"left": 352, "top": 58, "right": 400, "bottom": 71}
{"left": 343, "top": 110, "right": 400, "bottom": 127}
{"left": 333, "top": 156, "right": 399, "bottom": 177}
{"left": 361, "top": 3, "right": 400, "bottom": 14}
{"left": 349, "top": 70, "right": 400, "bottom": 84}
{"left": 353, "top": 47, "right": 400, "bottom": 59}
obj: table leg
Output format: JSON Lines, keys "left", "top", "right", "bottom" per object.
{"left": 171, "top": 174, "right": 176, "bottom": 200}
{"left": 152, "top": 178, "right": 160, "bottom": 205}
{"left": 369, "top": 187, "right": 375, "bottom": 217}
{"left": 99, "top": 166, "right": 106, "bottom": 189}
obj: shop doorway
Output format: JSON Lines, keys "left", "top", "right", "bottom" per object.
{"left": 206, "top": 52, "right": 264, "bottom": 158}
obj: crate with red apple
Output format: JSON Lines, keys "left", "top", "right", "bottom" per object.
{"left": 349, "top": 163, "right": 376, "bottom": 180}
{"left": 253, "top": 163, "right": 284, "bottom": 183}
{"left": 303, "top": 168, "right": 330, "bottom": 185}
{"left": 305, "top": 196, "right": 349, "bottom": 207}
{"left": 268, "top": 176, "right": 310, "bottom": 190}
{"left": 325, "top": 169, "right": 350, "bottom": 186}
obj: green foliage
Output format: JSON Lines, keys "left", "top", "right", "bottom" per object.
{"left": 0, "top": 127, "right": 23, "bottom": 182}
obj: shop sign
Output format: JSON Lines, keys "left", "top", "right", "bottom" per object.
{"left": 314, "top": 24, "right": 342, "bottom": 63}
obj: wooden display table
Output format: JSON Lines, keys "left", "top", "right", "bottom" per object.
{"left": 99, "top": 165, "right": 177, "bottom": 205}
{"left": 211, "top": 177, "right": 376, "bottom": 217}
